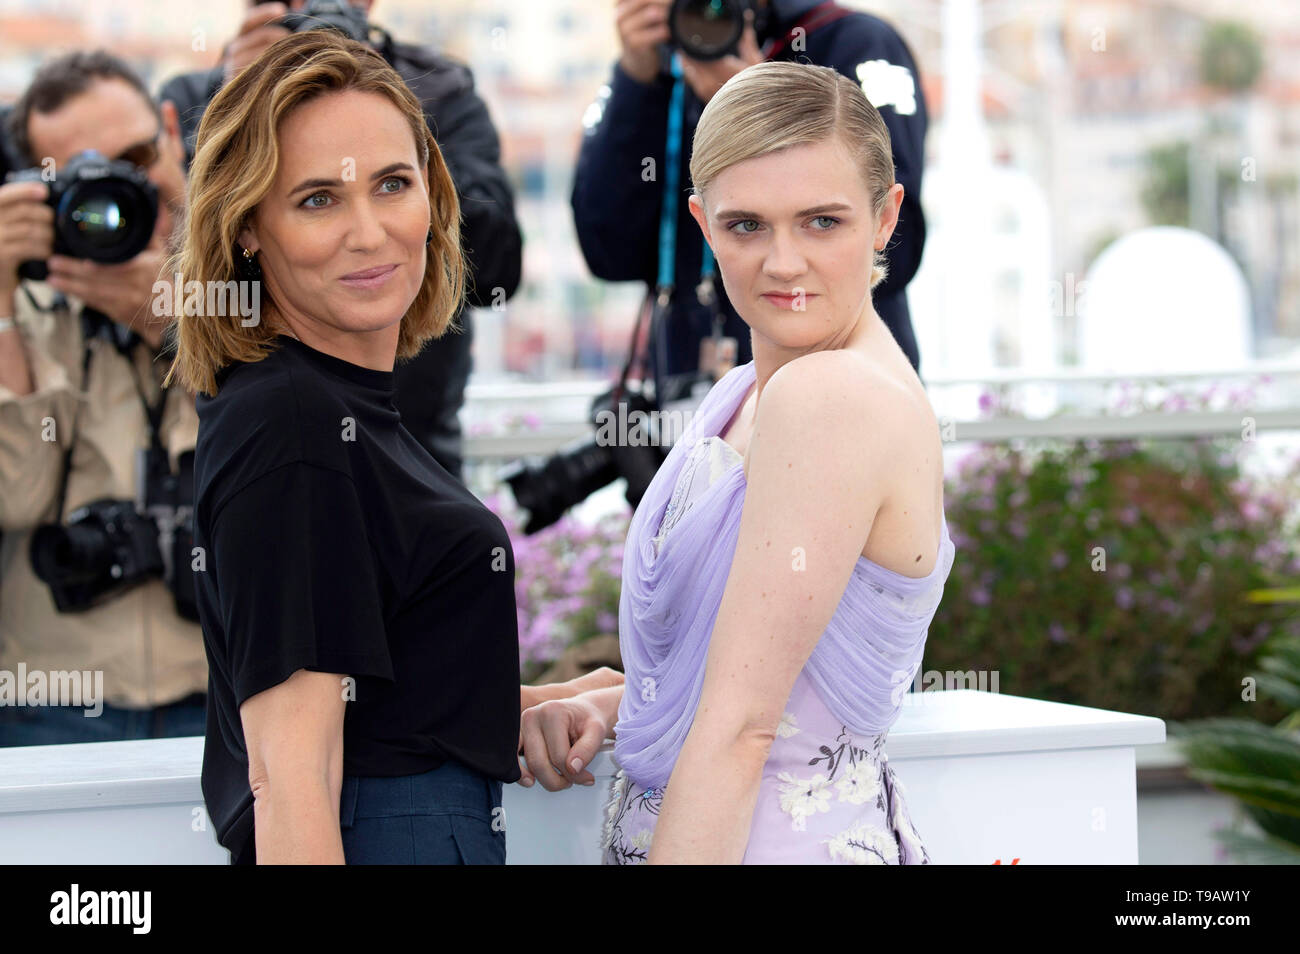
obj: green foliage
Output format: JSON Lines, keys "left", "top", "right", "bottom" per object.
{"left": 1200, "top": 21, "right": 1264, "bottom": 93}
{"left": 929, "top": 435, "right": 1300, "bottom": 723}
{"left": 1140, "top": 141, "right": 1192, "bottom": 227}
{"left": 1171, "top": 634, "right": 1300, "bottom": 862}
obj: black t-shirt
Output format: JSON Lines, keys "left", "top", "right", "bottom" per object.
{"left": 193, "top": 333, "right": 522, "bottom": 864}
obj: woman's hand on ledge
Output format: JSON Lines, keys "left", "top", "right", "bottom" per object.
{"left": 520, "top": 666, "right": 624, "bottom": 712}
{"left": 517, "top": 685, "right": 622, "bottom": 792}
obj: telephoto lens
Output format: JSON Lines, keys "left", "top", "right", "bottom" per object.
{"left": 7, "top": 150, "right": 158, "bottom": 282}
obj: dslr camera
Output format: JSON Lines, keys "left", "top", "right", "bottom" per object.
{"left": 30, "top": 447, "right": 199, "bottom": 622}
{"left": 279, "top": 0, "right": 373, "bottom": 44}
{"left": 669, "top": 0, "right": 771, "bottom": 60}
{"left": 5, "top": 150, "right": 158, "bottom": 282}
{"left": 500, "top": 370, "right": 709, "bottom": 535}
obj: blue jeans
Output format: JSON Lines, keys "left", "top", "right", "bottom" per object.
{"left": 0, "top": 693, "right": 207, "bottom": 747}
{"left": 338, "top": 759, "right": 507, "bottom": 865}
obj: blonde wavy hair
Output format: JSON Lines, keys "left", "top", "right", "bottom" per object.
{"left": 689, "top": 60, "right": 896, "bottom": 290}
{"left": 163, "top": 30, "right": 465, "bottom": 396}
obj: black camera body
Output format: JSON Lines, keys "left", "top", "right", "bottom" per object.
{"left": 500, "top": 371, "right": 710, "bottom": 535}
{"left": 279, "top": 0, "right": 372, "bottom": 44}
{"left": 6, "top": 150, "right": 158, "bottom": 283}
{"left": 669, "top": 0, "right": 770, "bottom": 61}
{"left": 30, "top": 448, "right": 198, "bottom": 622}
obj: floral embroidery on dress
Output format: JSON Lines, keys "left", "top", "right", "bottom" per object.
{"left": 776, "top": 772, "right": 833, "bottom": 831}
{"left": 603, "top": 722, "right": 930, "bottom": 864}
{"left": 601, "top": 768, "right": 663, "bottom": 864}
{"left": 834, "top": 758, "right": 884, "bottom": 805}
{"left": 804, "top": 726, "right": 889, "bottom": 810}
{"left": 776, "top": 711, "right": 800, "bottom": 738}
{"left": 822, "top": 819, "right": 901, "bottom": 865}
{"left": 884, "top": 763, "right": 931, "bottom": 864}
{"left": 601, "top": 770, "right": 626, "bottom": 853}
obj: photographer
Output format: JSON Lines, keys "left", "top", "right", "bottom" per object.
{"left": 573, "top": 0, "right": 929, "bottom": 392}
{"left": 158, "top": 1, "right": 523, "bottom": 482}
{"left": 0, "top": 51, "right": 206, "bottom": 745}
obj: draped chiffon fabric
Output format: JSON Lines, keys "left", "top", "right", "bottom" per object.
{"left": 613, "top": 359, "right": 956, "bottom": 791}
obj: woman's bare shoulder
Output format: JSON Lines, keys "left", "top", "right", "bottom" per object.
{"left": 773, "top": 348, "right": 931, "bottom": 432}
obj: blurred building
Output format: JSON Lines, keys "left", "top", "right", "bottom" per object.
{"left": 2, "top": 0, "right": 1297, "bottom": 379}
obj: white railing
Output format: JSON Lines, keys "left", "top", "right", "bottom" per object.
{"left": 460, "top": 362, "right": 1300, "bottom": 463}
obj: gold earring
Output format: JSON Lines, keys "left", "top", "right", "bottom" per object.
{"left": 242, "top": 246, "right": 255, "bottom": 260}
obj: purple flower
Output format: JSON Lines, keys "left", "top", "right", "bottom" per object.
{"left": 1116, "top": 587, "right": 1134, "bottom": 610}
{"left": 1051, "top": 551, "right": 1069, "bottom": 570}
{"left": 1048, "top": 622, "right": 1068, "bottom": 644}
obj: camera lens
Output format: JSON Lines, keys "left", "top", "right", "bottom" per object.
{"left": 71, "top": 193, "right": 126, "bottom": 247}
{"left": 502, "top": 439, "right": 620, "bottom": 535}
{"left": 58, "top": 176, "right": 156, "bottom": 263}
{"left": 672, "top": 0, "right": 744, "bottom": 61}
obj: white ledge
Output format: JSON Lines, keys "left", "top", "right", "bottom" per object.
{"left": 0, "top": 690, "right": 1164, "bottom": 816}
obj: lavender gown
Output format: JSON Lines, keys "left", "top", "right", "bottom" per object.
{"left": 601, "top": 360, "right": 955, "bottom": 864}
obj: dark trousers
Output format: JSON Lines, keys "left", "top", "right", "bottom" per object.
{"left": 0, "top": 692, "right": 207, "bottom": 747}
{"left": 337, "top": 760, "right": 506, "bottom": 865}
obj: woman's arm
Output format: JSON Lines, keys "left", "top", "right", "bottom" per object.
{"left": 648, "top": 354, "right": 896, "bottom": 864}
{"left": 520, "top": 665, "right": 624, "bottom": 711}
{"left": 240, "top": 668, "right": 349, "bottom": 864}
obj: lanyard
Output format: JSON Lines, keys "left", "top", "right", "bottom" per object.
{"left": 656, "top": 53, "right": 715, "bottom": 310}
{"left": 654, "top": 1, "right": 852, "bottom": 309}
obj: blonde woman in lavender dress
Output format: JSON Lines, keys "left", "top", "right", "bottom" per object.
{"left": 518, "top": 60, "right": 955, "bottom": 864}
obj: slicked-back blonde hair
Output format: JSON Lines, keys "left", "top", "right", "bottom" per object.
{"left": 689, "top": 60, "right": 895, "bottom": 290}
{"left": 163, "top": 30, "right": 465, "bottom": 396}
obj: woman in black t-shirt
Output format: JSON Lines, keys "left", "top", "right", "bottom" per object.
{"left": 163, "top": 31, "right": 621, "bottom": 865}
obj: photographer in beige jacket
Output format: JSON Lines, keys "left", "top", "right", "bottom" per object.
{"left": 0, "top": 51, "right": 206, "bottom": 745}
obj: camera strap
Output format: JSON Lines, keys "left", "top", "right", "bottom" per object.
{"left": 646, "top": 1, "right": 857, "bottom": 396}
{"left": 763, "top": 1, "right": 855, "bottom": 61}
{"left": 51, "top": 307, "right": 170, "bottom": 523}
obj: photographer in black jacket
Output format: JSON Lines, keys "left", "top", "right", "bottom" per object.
{"left": 159, "top": 1, "right": 523, "bottom": 481}
{"left": 574, "top": 0, "right": 927, "bottom": 394}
